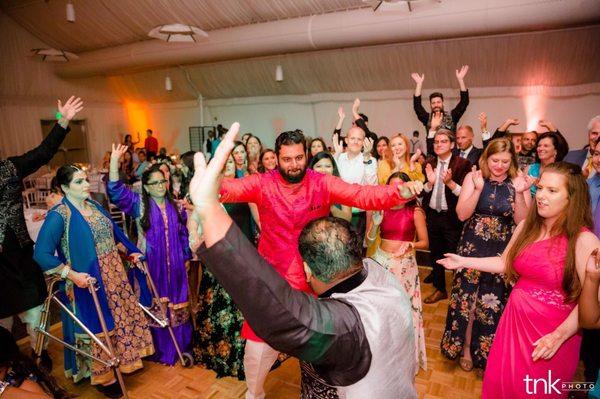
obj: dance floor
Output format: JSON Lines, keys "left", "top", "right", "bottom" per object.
{"left": 25, "top": 267, "right": 585, "bottom": 398}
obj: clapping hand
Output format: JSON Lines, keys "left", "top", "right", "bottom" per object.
{"left": 478, "top": 112, "right": 488, "bottom": 131}
{"left": 539, "top": 120, "right": 556, "bottom": 132}
{"left": 442, "top": 168, "right": 453, "bottom": 185}
{"left": 58, "top": 96, "right": 84, "bottom": 121}
{"left": 430, "top": 112, "right": 443, "bottom": 130}
{"left": 436, "top": 253, "right": 465, "bottom": 270}
{"left": 363, "top": 137, "right": 374, "bottom": 155}
{"left": 513, "top": 170, "right": 535, "bottom": 194}
{"left": 471, "top": 166, "right": 484, "bottom": 191}
{"left": 409, "top": 149, "right": 422, "bottom": 168}
{"left": 425, "top": 163, "right": 437, "bottom": 186}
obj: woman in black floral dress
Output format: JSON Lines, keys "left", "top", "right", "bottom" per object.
{"left": 191, "top": 156, "right": 253, "bottom": 379}
{"left": 440, "top": 138, "right": 533, "bottom": 372}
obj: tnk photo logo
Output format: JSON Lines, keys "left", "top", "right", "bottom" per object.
{"left": 523, "top": 370, "right": 595, "bottom": 395}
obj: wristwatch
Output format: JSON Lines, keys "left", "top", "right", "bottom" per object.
{"left": 363, "top": 159, "right": 373, "bottom": 165}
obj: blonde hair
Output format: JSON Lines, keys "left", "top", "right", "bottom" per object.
{"left": 387, "top": 133, "right": 411, "bottom": 170}
{"left": 478, "top": 137, "right": 519, "bottom": 179}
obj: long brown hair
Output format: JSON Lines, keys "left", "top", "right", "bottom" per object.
{"left": 504, "top": 162, "right": 592, "bottom": 302}
{"left": 478, "top": 137, "right": 519, "bottom": 179}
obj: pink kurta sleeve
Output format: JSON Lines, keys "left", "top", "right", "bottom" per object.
{"left": 325, "top": 174, "right": 410, "bottom": 210}
{"left": 219, "top": 174, "right": 262, "bottom": 204}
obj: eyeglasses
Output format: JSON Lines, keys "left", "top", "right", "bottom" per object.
{"left": 146, "top": 179, "right": 168, "bottom": 186}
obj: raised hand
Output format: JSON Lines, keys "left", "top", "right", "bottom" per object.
{"left": 436, "top": 253, "right": 465, "bottom": 270}
{"left": 332, "top": 132, "right": 343, "bottom": 155}
{"left": 409, "top": 149, "right": 422, "bottom": 170}
{"left": 337, "top": 106, "right": 345, "bottom": 120}
{"left": 513, "top": 170, "right": 535, "bottom": 194}
{"left": 442, "top": 168, "right": 453, "bottom": 185}
{"left": 58, "top": 96, "right": 84, "bottom": 121}
{"left": 425, "top": 163, "right": 437, "bottom": 185}
{"left": 585, "top": 248, "right": 600, "bottom": 281}
{"left": 430, "top": 112, "right": 443, "bottom": 130}
{"left": 478, "top": 112, "right": 488, "bottom": 131}
{"left": 539, "top": 120, "right": 556, "bottom": 132}
{"left": 532, "top": 330, "right": 567, "bottom": 361}
{"left": 471, "top": 166, "right": 484, "bottom": 191}
{"left": 363, "top": 137, "right": 374, "bottom": 155}
{"left": 411, "top": 73, "right": 424, "bottom": 84}
{"left": 455, "top": 65, "right": 469, "bottom": 81}
{"left": 111, "top": 143, "right": 129, "bottom": 161}
{"left": 399, "top": 180, "right": 424, "bottom": 199}
{"left": 507, "top": 118, "right": 520, "bottom": 126}
{"left": 352, "top": 98, "right": 360, "bottom": 113}
{"left": 372, "top": 211, "right": 383, "bottom": 226}
{"left": 189, "top": 122, "right": 240, "bottom": 212}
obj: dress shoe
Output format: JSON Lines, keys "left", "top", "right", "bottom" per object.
{"left": 423, "top": 290, "right": 448, "bottom": 304}
{"left": 423, "top": 273, "right": 434, "bottom": 284}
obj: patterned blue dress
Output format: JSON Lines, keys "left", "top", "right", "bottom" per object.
{"left": 441, "top": 177, "right": 515, "bottom": 370}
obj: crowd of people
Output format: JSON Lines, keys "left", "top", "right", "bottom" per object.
{"left": 1, "top": 64, "right": 600, "bottom": 399}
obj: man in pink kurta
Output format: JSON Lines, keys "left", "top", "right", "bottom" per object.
{"left": 219, "top": 130, "right": 421, "bottom": 399}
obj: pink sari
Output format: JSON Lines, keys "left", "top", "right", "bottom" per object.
{"left": 482, "top": 236, "right": 581, "bottom": 399}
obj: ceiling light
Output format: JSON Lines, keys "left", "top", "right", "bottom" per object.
{"left": 66, "top": 1, "right": 75, "bottom": 22}
{"left": 165, "top": 76, "right": 173, "bottom": 91}
{"left": 275, "top": 65, "right": 283, "bottom": 82}
{"left": 30, "top": 48, "right": 79, "bottom": 62}
{"left": 148, "top": 24, "right": 208, "bottom": 42}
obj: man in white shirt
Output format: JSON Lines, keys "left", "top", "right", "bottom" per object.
{"left": 335, "top": 126, "right": 376, "bottom": 246}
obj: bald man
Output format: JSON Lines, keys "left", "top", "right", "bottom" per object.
{"left": 454, "top": 125, "right": 483, "bottom": 167}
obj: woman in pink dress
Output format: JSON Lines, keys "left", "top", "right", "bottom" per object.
{"left": 438, "top": 162, "right": 599, "bottom": 399}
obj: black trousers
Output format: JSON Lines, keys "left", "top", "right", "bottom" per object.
{"left": 350, "top": 211, "right": 367, "bottom": 256}
{"left": 581, "top": 328, "right": 600, "bottom": 382}
{"left": 425, "top": 209, "right": 462, "bottom": 294}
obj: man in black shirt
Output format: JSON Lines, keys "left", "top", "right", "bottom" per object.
{"left": 412, "top": 66, "right": 470, "bottom": 155}
{"left": 189, "top": 123, "right": 417, "bottom": 399}
{"left": 0, "top": 96, "right": 83, "bottom": 369}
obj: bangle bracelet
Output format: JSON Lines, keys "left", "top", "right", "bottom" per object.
{"left": 60, "top": 265, "right": 71, "bottom": 279}
{"left": 55, "top": 111, "right": 62, "bottom": 120}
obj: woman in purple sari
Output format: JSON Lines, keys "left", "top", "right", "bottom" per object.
{"left": 108, "top": 144, "right": 192, "bottom": 365}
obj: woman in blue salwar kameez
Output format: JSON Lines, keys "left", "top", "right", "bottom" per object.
{"left": 34, "top": 164, "right": 154, "bottom": 397}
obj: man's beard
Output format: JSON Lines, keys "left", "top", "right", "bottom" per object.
{"left": 432, "top": 106, "right": 445, "bottom": 114}
{"left": 278, "top": 165, "right": 307, "bottom": 183}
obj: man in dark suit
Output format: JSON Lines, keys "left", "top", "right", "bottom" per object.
{"left": 454, "top": 125, "right": 482, "bottom": 167}
{"left": 564, "top": 115, "right": 600, "bottom": 177}
{"left": 422, "top": 129, "right": 471, "bottom": 304}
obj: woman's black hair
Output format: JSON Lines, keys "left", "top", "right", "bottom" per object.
{"left": 55, "top": 164, "right": 82, "bottom": 191}
{"left": 0, "top": 326, "right": 71, "bottom": 398}
{"left": 179, "top": 151, "right": 195, "bottom": 198}
{"left": 387, "top": 171, "right": 417, "bottom": 207}
{"left": 534, "top": 131, "right": 570, "bottom": 163}
{"left": 140, "top": 164, "right": 184, "bottom": 232}
{"left": 308, "top": 151, "right": 341, "bottom": 177}
{"left": 374, "top": 136, "right": 390, "bottom": 160}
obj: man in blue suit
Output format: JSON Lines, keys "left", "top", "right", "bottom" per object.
{"left": 564, "top": 115, "right": 600, "bottom": 176}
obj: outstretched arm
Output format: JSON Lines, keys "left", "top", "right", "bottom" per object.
{"left": 219, "top": 174, "right": 262, "bottom": 204}
{"left": 451, "top": 66, "right": 470, "bottom": 124}
{"left": 10, "top": 96, "right": 83, "bottom": 178}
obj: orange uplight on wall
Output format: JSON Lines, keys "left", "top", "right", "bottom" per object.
{"left": 523, "top": 85, "right": 547, "bottom": 132}
{"left": 124, "top": 101, "right": 151, "bottom": 141}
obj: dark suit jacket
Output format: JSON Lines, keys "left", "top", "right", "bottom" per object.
{"left": 564, "top": 148, "right": 589, "bottom": 168}
{"left": 422, "top": 155, "right": 471, "bottom": 222}
{"left": 453, "top": 147, "right": 482, "bottom": 168}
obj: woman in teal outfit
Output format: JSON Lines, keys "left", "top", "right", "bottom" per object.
{"left": 525, "top": 131, "right": 568, "bottom": 195}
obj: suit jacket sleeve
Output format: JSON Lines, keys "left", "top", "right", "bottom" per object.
{"left": 9, "top": 123, "right": 70, "bottom": 179}
{"left": 198, "top": 223, "right": 371, "bottom": 386}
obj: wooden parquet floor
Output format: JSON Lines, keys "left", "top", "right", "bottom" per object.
{"left": 25, "top": 268, "right": 583, "bottom": 398}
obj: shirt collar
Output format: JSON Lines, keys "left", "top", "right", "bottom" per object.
{"left": 461, "top": 145, "right": 473, "bottom": 154}
{"left": 319, "top": 267, "right": 368, "bottom": 298}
